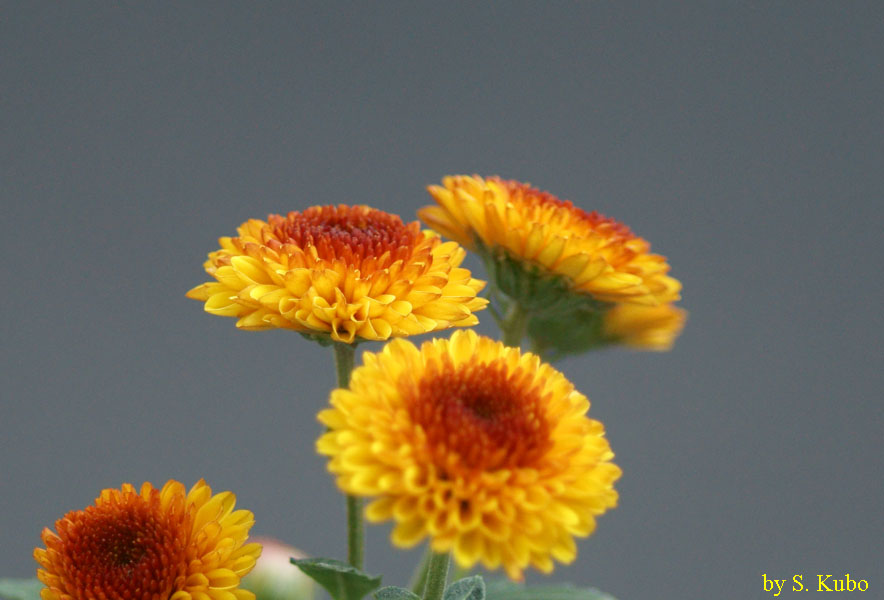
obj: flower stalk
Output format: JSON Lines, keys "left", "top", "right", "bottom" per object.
{"left": 500, "top": 301, "right": 527, "bottom": 347}
{"left": 346, "top": 495, "right": 364, "bottom": 570}
{"left": 333, "top": 342, "right": 356, "bottom": 390}
{"left": 422, "top": 552, "right": 450, "bottom": 600}
{"left": 409, "top": 547, "right": 433, "bottom": 595}
{"left": 333, "top": 342, "right": 364, "bottom": 570}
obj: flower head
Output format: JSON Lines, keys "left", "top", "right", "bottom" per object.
{"left": 34, "top": 480, "right": 261, "bottom": 600}
{"left": 420, "top": 175, "right": 680, "bottom": 308}
{"left": 187, "top": 205, "right": 487, "bottom": 344}
{"left": 317, "top": 330, "right": 621, "bottom": 580}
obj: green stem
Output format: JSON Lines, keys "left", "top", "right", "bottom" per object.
{"left": 422, "top": 552, "right": 451, "bottom": 600}
{"left": 346, "top": 495, "right": 364, "bottom": 570}
{"left": 333, "top": 341, "right": 356, "bottom": 388}
{"left": 500, "top": 301, "right": 528, "bottom": 347}
{"left": 332, "top": 342, "right": 363, "bottom": 570}
{"left": 409, "top": 546, "right": 433, "bottom": 596}
{"left": 450, "top": 562, "right": 471, "bottom": 582}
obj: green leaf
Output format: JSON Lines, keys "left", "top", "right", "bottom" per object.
{"left": 484, "top": 580, "right": 617, "bottom": 600}
{"left": 444, "top": 576, "right": 485, "bottom": 600}
{"left": 0, "top": 579, "right": 43, "bottom": 600}
{"left": 291, "top": 557, "right": 381, "bottom": 600}
{"left": 373, "top": 587, "right": 421, "bottom": 600}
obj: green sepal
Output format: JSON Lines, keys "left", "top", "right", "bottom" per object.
{"left": 0, "top": 579, "right": 43, "bottom": 600}
{"left": 475, "top": 239, "right": 617, "bottom": 359}
{"left": 476, "top": 240, "right": 604, "bottom": 319}
{"left": 298, "top": 332, "right": 336, "bottom": 347}
{"left": 526, "top": 303, "right": 612, "bottom": 361}
{"left": 373, "top": 587, "right": 421, "bottom": 600}
{"left": 484, "top": 580, "right": 618, "bottom": 600}
{"left": 291, "top": 557, "right": 381, "bottom": 600}
{"left": 477, "top": 244, "right": 593, "bottom": 316}
{"left": 444, "top": 576, "right": 485, "bottom": 600}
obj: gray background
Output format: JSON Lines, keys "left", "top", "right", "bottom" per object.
{"left": 2, "top": 3, "right": 882, "bottom": 598}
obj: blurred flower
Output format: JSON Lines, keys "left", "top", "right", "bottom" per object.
{"left": 241, "top": 538, "right": 314, "bottom": 600}
{"left": 34, "top": 480, "right": 261, "bottom": 600}
{"left": 317, "top": 330, "right": 621, "bottom": 580}
{"left": 602, "top": 303, "right": 687, "bottom": 351}
{"left": 421, "top": 175, "right": 685, "bottom": 355}
{"left": 420, "top": 175, "right": 680, "bottom": 308}
{"left": 525, "top": 301, "right": 688, "bottom": 359}
{"left": 187, "top": 205, "right": 487, "bottom": 344}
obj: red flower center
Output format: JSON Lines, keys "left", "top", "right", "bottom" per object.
{"left": 268, "top": 205, "right": 423, "bottom": 269}
{"left": 494, "top": 177, "right": 636, "bottom": 240}
{"left": 51, "top": 490, "right": 188, "bottom": 600}
{"left": 408, "top": 357, "right": 552, "bottom": 474}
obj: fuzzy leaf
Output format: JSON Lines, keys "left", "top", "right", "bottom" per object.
{"left": 444, "top": 576, "right": 485, "bottom": 600}
{"left": 0, "top": 579, "right": 43, "bottom": 600}
{"left": 291, "top": 557, "right": 381, "bottom": 600}
{"left": 484, "top": 580, "right": 617, "bottom": 600}
{"left": 373, "top": 587, "right": 421, "bottom": 600}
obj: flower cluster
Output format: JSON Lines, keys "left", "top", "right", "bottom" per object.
{"left": 31, "top": 174, "right": 683, "bottom": 599}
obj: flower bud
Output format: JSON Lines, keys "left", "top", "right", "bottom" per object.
{"left": 241, "top": 537, "right": 315, "bottom": 600}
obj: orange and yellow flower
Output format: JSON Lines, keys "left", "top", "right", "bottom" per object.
{"left": 187, "top": 205, "right": 487, "bottom": 343}
{"left": 602, "top": 303, "right": 687, "bottom": 351}
{"left": 34, "top": 480, "right": 261, "bottom": 600}
{"left": 420, "top": 175, "right": 680, "bottom": 306}
{"left": 317, "top": 330, "right": 621, "bottom": 580}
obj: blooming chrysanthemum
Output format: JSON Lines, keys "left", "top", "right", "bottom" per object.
{"left": 420, "top": 175, "right": 680, "bottom": 306}
{"left": 34, "top": 480, "right": 261, "bottom": 600}
{"left": 187, "top": 205, "right": 487, "bottom": 343}
{"left": 317, "top": 330, "right": 621, "bottom": 580}
{"left": 602, "top": 303, "right": 687, "bottom": 351}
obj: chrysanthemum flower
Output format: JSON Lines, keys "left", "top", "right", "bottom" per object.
{"left": 34, "top": 480, "right": 261, "bottom": 600}
{"left": 420, "top": 175, "right": 680, "bottom": 307}
{"left": 602, "top": 303, "right": 687, "bottom": 351}
{"left": 317, "top": 330, "right": 621, "bottom": 580}
{"left": 187, "top": 205, "right": 487, "bottom": 343}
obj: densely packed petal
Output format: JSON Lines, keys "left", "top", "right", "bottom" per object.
{"left": 34, "top": 480, "right": 261, "bottom": 600}
{"left": 187, "top": 205, "right": 487, "bottom": 343}
{"left": 317, "top": 330, "right": 621, "bottom": 580}
{"left": 420, "top": 175, "right": 685, "bottom": 354}
{"left": 421, "top": 175, "right": 680, "bottom": 306}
